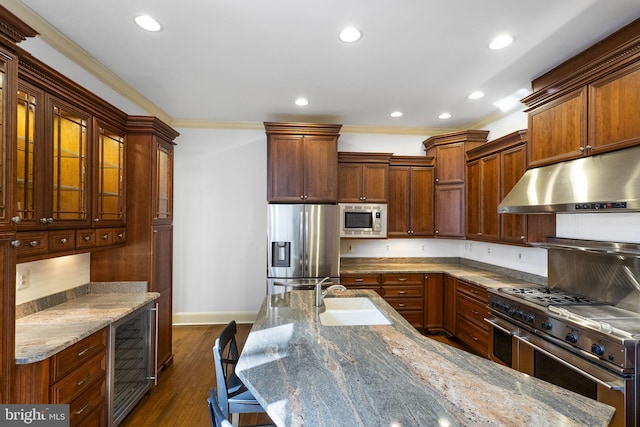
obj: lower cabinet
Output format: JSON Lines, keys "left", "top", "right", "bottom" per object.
{"left": 443, "top": 275, "right": 457, "bottom": 336}
{"left": 381, "top": 273, "right": 425, "bottom": 329}
{"left": 340, "top": 273, "right": 443, "bottom": 331}
{"left": 14, "top": 328, "right": 108, "bottom": 426}
{"left": 455, "top": 280, "right": 489, "bottom": 358}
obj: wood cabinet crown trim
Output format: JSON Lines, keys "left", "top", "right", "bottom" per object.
{"left": 264, "top": 121, "right": 342, "bottom": 136}
{"left": 422, "top": 130, "right": 490, "bottom": 150}
{"left": 389, "top": 156, "right": 435, "bottom": 167}
{"left": 524, "top": 17, "right": 640, "bottom": 109}
{"left": 338, "top": 152, "right": 393, "bottom": 164}
{"left": 466, "top": 129, "right": 527, "bottom": 161}
{"left": 0, "top": 6, "right": 38, "bottom": 44}
{"left": 127, "top": 115, "right": 180, "bottom": 142}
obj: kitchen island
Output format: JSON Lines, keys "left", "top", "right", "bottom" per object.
{"left": 236, "top": 289, "right": 614, "bottom": 427}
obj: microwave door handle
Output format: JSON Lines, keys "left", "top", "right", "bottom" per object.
{"left": 513, "top": 335, "right": 623, "bottom": 391}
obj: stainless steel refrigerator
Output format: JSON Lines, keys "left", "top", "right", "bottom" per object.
{"left": 267, "top": 204, "right": 340, "bottom": 294}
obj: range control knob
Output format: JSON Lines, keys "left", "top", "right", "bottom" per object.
{"left": 523, "top": 314, "right": 535, "bottom": 322}
{"left": 591, "top": 343, "right": 605, "bottom": 356}
{"left": 565, "top": 333, "right": 579, "bottom": 344}
{"left": 541, "top": 321, "right": 552, "bottom": 330}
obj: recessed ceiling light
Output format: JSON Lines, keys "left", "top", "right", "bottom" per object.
{"left": 489, "top": 34, "right": 514, "bottom": 50}
{"left": 339, "top": 27, "right": 362, "bottom": 43}
{"left": 295, "top": 98, "right": 309, "bottom": 106}
{"left": 135, "top": 15, "right": 162, "bottom": 32}
{"left": 390, "top": 111, "right": 403, "bottom": 118}
{"left": 438, "top": 113, "right": 452, "bottom": 120}
{"left": 468, "top": 91, "right": 485, "bottom": 100}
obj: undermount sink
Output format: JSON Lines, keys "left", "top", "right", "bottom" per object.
{"left": 320, "top": 297, "right": 392, "bottom": 326}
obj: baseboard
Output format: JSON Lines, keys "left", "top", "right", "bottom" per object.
{"left": 172, "top": 311, "right": 259, "bottom": 325}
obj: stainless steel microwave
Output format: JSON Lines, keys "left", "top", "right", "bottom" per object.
{"left": 339, "top": 203, "right": 387, "bottom": 238}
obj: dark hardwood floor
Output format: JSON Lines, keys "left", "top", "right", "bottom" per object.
{"left": 120, "top": 325, "right": 468, "bottom": 426}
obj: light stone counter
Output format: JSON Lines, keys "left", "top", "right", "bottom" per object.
{"left": 236, "top": 289, "right": 614, "bottom": 427}
{"left": 15, "top": 283, "right": 159, "bottom": 364}
{"left": 340, "top": 257, "right": 547, "bottom": 290}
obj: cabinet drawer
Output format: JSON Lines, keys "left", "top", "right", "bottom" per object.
{"left": 398, "top": 311, "right": 424, "bottom": 329}
{"left": 69, "top": 378, "right": 106, "bottom": 426}
{"left": 456, "top": 280, "right": 488, "bottom": 302}
{"left": 456, "top": 316, "right": 488, "bottom": 358}
{"left": 50, "top": 352, "right": 106, "bottom": 403}
{"left": 381, "top": 273, "right": 424, "bottom": 286}
{"left": 16, "top": 232, "right": 48, "bottom": 257}
{"left": 75, "top": 403, "right": 106, "bottom": 427}
{"left": 95, "top": 229, "right": 114, "bottom": 246}
{"left": 457, "top": 294, "right": 488, "bottom": 329}
{"left": 49, "top": 230, "right": 76, "bottom": 252}
{"left": 386, "top": 298, "right": 423, "bottom": 311}
{"left": 340, "top": 274, "right": 380, "bottom": 286}
{"left": 112, "top": 227, "right": 126, "bottom": 244}
{"left": 382, "top": 285, "right": 423, "bottom": 298}
{"left": 76, "top": 229, "right": 96, "bottom": 249}
{"left": 50, "top": 329, "right": 107, "bottom": 383}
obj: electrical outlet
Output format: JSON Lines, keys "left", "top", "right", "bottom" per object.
{"left": 487, "top": 247, "right": 491, "bottom": 255}
{"left": 16, "top": 269, "right": 29, "bottom": 290}
{"left": 386, "top": 244, "right": 391, "bottom": 251}
{"left": 420, "top": 244, "right": 425, "bottom": 252}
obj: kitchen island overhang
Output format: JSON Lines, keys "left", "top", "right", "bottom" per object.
{"left": 236, "top": 289, "right": 615, "bottom": 427}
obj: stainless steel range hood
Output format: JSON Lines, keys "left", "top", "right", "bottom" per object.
{"left": 498, "top": 145, "right": 640, "bottom": 213}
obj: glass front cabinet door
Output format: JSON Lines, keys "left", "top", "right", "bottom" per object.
{"left": 94, "top": 120, "right": 125, "bottom": 227}
{"left": 153, "top": 139, "right": 173, "bottom": 223}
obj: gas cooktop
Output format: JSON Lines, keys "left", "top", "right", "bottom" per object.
{"left": 498, "top": 287, "right": 600, "bottom": 306}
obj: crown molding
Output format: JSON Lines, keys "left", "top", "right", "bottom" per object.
{"left": 2, "top": 0, "right": 171, "bottom": 124}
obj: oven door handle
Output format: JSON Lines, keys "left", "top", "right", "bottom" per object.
{"left": 484, "top": 317, "right": 517, "bottom": 335}
{"left": 514, "top": 335, "right": 624, "bottom": 391}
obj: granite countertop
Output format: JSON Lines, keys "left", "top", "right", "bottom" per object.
{"left": 236, "top": 289, "right": 614, "bottom": 427}
{"left": 340, "top": 257, "right": 547, "bottom": 290}
{"left": 15, "top": 282, "right": 159, "bottom": 364}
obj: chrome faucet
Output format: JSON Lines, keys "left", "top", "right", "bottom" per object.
{"left": 315, "top": 277, "right": 347, "bottom": 306}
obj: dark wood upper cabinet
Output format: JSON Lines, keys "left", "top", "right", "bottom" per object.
{"left": 338, "top": 152, "right": 392, "bottom": 203}
{"left": 265, "top": 122, "right": 341, "bottom": 203}
{"left": 388, "top": 156, "right": 435, "bottom": 238}
{"left": 524, "top": 18, "right": 640, "bottom": 168}
{"left": 465, "top": 130, "right": 555, "bottom": 245}
{"left": 423, "top": 130, "right": 489, "bottom": 239}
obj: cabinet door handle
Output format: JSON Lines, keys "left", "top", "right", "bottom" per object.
{"left": 11, "top": 216, "right": 21, "bottom": 223}
{"left": 10, "top": 240, "right": 20, "bottom": 247}
{"left": 75, "top": 401, "right": 91, "bottom": 415}
{"left": 579, "top": 147, "right": 585, "bottom": 152}
{"left": 77, "top": 345, "right": 93, "bottom": 357}
{"left": 94, "top": 218, "right": 100, "bottom": 222}
{"left": 585, "top": 145, "right": 592, "bottom": 150}
{"left": 76, "top": 373, "right": 91, "bottom": 387}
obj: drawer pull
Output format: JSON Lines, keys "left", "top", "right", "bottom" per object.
{"left": 29, "top": 240, "right": 38, "bottom": 247}
{"left": 102, "top": 234, "right": 109, "bottom": 240}
{"left": 398, "top": 278, "right": 407, "bottom": 282}
{"left": 471, "top": 310, "right": 479, "bottom": 315}
{"left": 75, "top": 401, "right": 91, "bottom": 415}
{"left": 398, "top": 303, "right": 406, "bottom": 308}
{"left": 77, "top": 346, "right": 93, "bottom": 357}
{"left": 117, "top": 233, "right": 124, "bottom": 238}
{"left": 355, "top": 279, "right": 364, "bottom": 282}
{"left": 76, "top": 373, "right": 91, "bottom": 386}
{"left": 470, "top": 334, "right": 479, "bottom": 341}
{"left": 398, "top": 291, "right": 406, "bottom": 294}
{"left": 60, "top": 238, "right": 68, "bottom": 244}
{"left": 84, "top": 236, "right": 91, "bottom": 242}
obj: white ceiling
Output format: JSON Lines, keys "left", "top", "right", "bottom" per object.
{"left": 5, "top": 0, "right": 640, "bottom": 132}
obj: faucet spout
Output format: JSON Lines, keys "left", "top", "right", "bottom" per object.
{"left": 315, "top": 277, "right": 346, "bottom": 306}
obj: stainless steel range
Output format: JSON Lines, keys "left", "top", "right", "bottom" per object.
{"left": 486, "top": 238, "right": 640, "bottom": 427}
